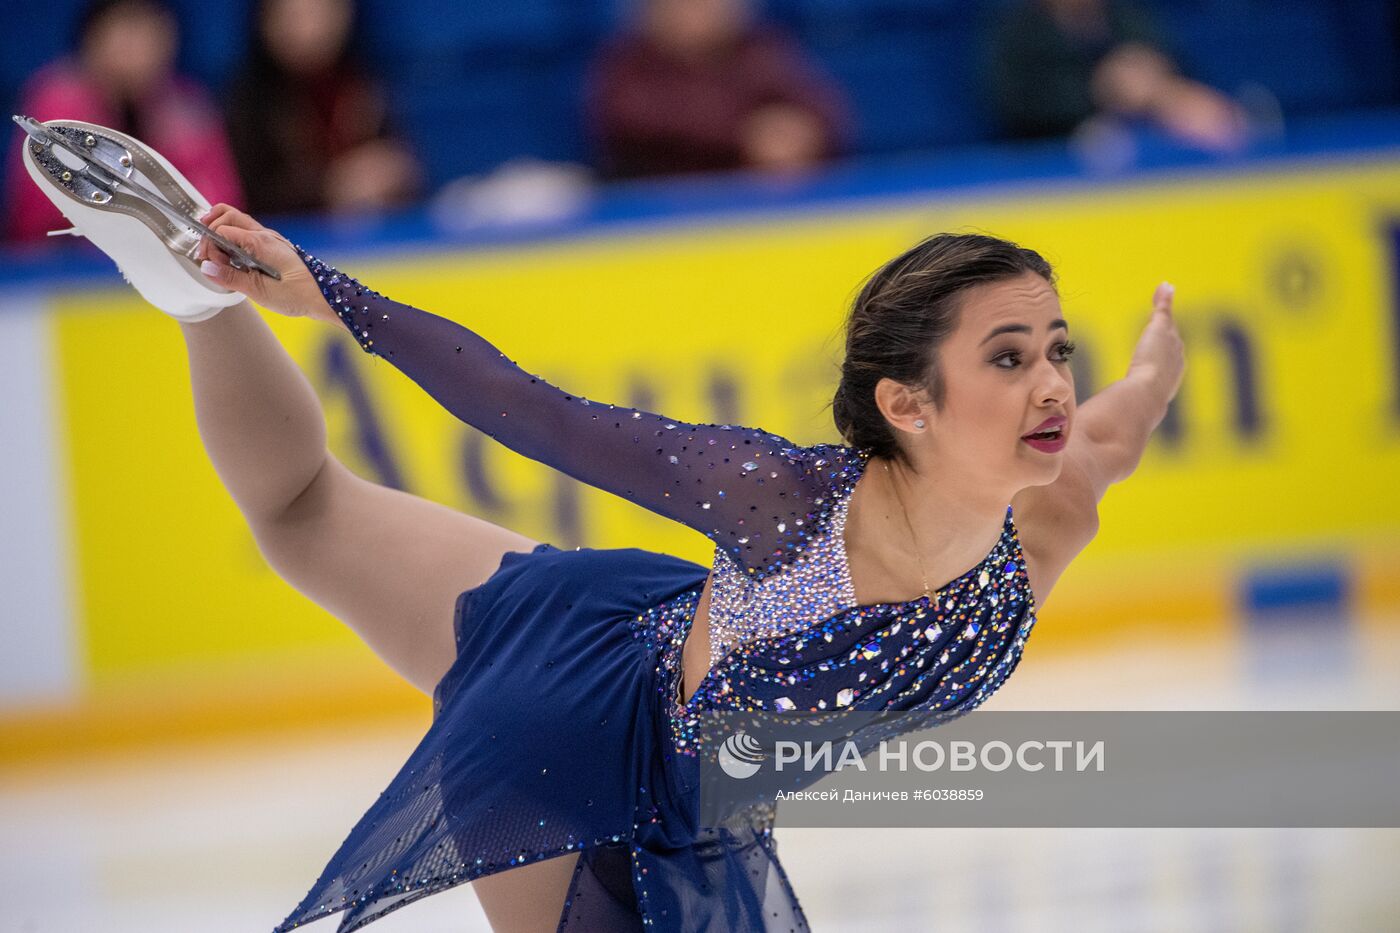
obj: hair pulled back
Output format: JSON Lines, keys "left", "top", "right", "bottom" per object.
{"left": 831, "top": 233, "right": 1056, "bottom": 462}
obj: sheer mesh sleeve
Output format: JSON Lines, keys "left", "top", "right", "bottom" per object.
{"left": 296, "top": 247, "right": 860, "bottom": 578}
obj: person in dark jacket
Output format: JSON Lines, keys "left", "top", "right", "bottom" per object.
{"left": 986, "top": 0, "right": 1247, "bottom": 154}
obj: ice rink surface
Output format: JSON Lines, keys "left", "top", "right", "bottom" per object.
{"left": 3, "top": 617, "right": 1397, "bottom": 933}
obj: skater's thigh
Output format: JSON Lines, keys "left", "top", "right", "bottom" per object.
{"left": 471, "top": 854, "right": 579, "bottom": 933}
{"left": 253, "top": 456, "right": 539, "bottom": 695}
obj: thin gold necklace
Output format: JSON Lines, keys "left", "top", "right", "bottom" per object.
{"left": 883, "top": 459, "right": 933, "bottom": 600}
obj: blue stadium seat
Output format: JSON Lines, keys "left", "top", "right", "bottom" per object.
{"left": 802, "top": 15, "right": 997, "bottom": 152}
{"left": 0, "top": 1, "right": 82, "bottom": 109}
{"left": 1152, "top": 1, "right": 1361, "bottom": 114}
{"left": 359, "top": 0, "right": 580, "bottom": 55}
{"left": 389, "top": 53, "right": 592, "bottom": 184}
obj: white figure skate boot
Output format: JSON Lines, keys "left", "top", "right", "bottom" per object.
{"left": 16, "top": 116, "right": 257, "bottom": 322}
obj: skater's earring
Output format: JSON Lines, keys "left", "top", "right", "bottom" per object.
{"left": 913, "top": 419, "right": 926, "bottom": 430}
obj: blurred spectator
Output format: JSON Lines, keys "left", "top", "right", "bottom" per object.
{"left": 4, "top": 0, "right": 242, "bottom": 244}
{"left": 586, "top": 0, "right": 851, "bottom": 180}
{"left": 986, "top": 0, "right": 1249, "bottom": 156}
{"left": 225, "top": 0, "right": 421, "bottom": 217}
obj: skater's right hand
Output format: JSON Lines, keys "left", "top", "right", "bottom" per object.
{"left": 196, "top": 204, "right": 336, "bottom": 323}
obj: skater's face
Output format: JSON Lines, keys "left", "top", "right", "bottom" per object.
{"left": 927, "top": 272, "right": 1076, "bottom": 486}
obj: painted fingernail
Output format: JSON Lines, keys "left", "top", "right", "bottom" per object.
{"left": 200, "top": 260, "right": 220, "bottom": 278}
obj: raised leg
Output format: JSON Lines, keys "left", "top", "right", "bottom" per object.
{"left": 178, "top": 300, "right": 539, "bottom": 693}
{"left": 181, "top": 302, "right": 584, "bottom": 925}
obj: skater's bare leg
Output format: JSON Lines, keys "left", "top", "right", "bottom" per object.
{"left": 472, "top": 855, "right": 580, "bottom": 932}
{"left": 178, "top": 301, "right": 538, "bottom": 695}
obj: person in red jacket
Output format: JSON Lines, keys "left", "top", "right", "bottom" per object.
{"left": 4, "top": 0, "right": 242, "bottom": 245}
{"left": 587, "top": 0, "right": 852, "bottom": 180}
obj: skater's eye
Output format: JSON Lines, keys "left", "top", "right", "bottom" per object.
{"left": 990, "top": 350, "right": 1020, "bottom": 369}
{"left": 991, "top": 341, "right": 1075, "bottom": 370}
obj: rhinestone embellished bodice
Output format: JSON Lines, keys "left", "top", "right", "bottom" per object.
{"left": 704, "top": 452, "right": 859, "bottom": 671}
{"left": 643, "top": 452, "right": 1038, "bottom": 755}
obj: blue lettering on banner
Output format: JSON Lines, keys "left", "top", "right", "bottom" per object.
{"left": 323, "top": 338, "right": 408, "bottom": 492}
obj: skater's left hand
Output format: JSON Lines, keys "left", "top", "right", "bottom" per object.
{"left": 196, "top": 204, "right": 335, "bottom": 323}
{"left": 1127, "top": 281, "right": 1186, "bottom": 402}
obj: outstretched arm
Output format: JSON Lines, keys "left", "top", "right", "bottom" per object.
{"left": 1013, "top": 282, "right": 1185, "bottom": 599}
{"left": 196, "top": 205, "right": 857, "bottom": 577}
{"left": 1072, "top": 281, "right": 1185, "bottom": 499}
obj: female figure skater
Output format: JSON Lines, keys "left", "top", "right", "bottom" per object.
{"left": 21, "top": 120, "right": 1183, "bottom": 932}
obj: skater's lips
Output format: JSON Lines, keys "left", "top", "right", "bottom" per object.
{"left": 1021, "top": 415, "right": 1067, "bottom": 438}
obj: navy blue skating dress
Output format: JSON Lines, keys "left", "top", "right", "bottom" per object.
{"left": 273, "top": 251, "right": 1040, "bottom": 932}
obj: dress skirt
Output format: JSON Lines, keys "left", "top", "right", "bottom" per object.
{"left": 273, "top": 543, "right": 811, "bottom": 933}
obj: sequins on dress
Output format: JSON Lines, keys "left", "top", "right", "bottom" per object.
{"left": 275, "top": 250, "right": 1040, "bottom": 933}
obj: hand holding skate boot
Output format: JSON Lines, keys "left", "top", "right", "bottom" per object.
{"left": 14, "top": 115, "right": 291, "bottom": 322}
{"left": 193, "top": 203, "right": 331, "bottom": 322}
